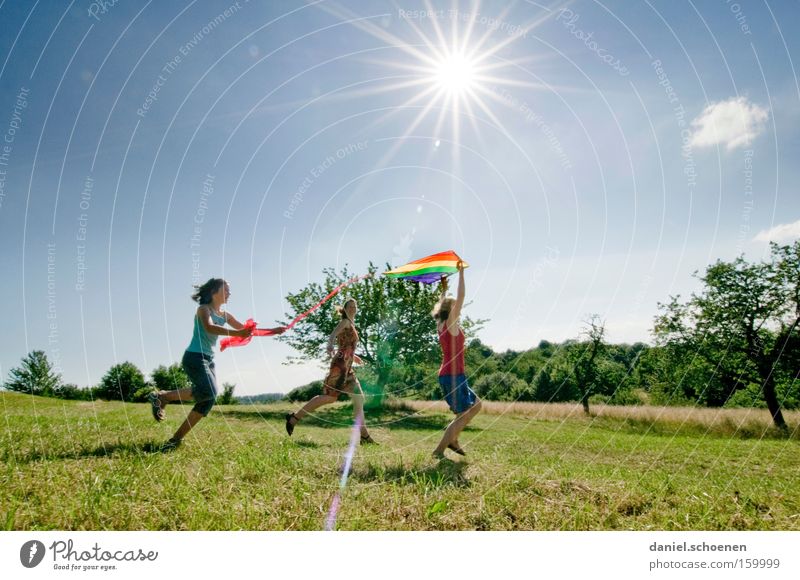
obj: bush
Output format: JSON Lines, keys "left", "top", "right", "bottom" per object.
{"left": 217, "top": 383, "right": 237, "bottom": 405}
{"left": 96, "top": 362, "right": 146, "bottom": 402}
{"left": 285, "top": 381, "right": 327, "bottom": 402}
{"left": 53, "top": 383, "right": 94, "bottom": 401}
{"left": 608, "top": 388, "right": 645, "bottom": 406}
{"left": 472, "top": 372, "right": 531, "bottom": 402}
{"left": 533, "top": 366, "right": 580, "bottom": 402}
{"left": 724, "top": 383, "right": 768, "bottom": 409}
{"left": 151, "top": 364, "right": 190, "bottom": 392}
{"left": 132, "top": 386, "right": 154, "bottom": 403}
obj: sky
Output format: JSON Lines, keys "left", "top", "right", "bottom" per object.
{"left": 0, "top": 0, "right": 798, "bottom": 395}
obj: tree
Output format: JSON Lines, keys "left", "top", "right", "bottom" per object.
{"left": 4, "top": 350, "right": 62, "bottom": 396}
{"left": 217, "top": 382, "right": 237, "bottom": 405}
{"left": 285, "top": 381, "right": 325, "bottom": 402}
{"left": 151, "top": 364, "right": 191, "bottom": 392}
{"left": 280, "top": 264, "right": 485, "bottom": 397}
{"left": 569, "top": 315, "right": 607, "bottom": 414}
{"left": 633, "top": 345, "right": 709, "bottom": 406}
{"left": 654, "top": 241, "right": 800, "bottom": 429}
{"left": 96, "top": 362, "right": 146, "bottom": 402}
{"left": 533, "top": 356, "right": 580, "bottom": 403}
{"left": 472, "top": 372, "right": 532, "bottom": 401}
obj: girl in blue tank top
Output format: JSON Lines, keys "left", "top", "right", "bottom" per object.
{"left": 148, "top": 278, "right": 284, "bottom": 451}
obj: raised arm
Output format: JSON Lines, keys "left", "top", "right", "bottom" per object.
{"left": 448, "top": 261, "right": 466, "bottom": 323}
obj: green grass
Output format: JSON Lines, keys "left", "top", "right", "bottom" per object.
{"left": 1, "top": 392, "right": 798, "bottom": 530}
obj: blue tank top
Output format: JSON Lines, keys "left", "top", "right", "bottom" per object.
{"left": 186, "top": 307, "right": 227, "bottom": 356}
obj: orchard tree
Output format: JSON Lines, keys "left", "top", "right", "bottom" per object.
{"left": 279, "top": 263, "right": 484, "bottom": 395}
{"left": 569, "top": 315, "right": 607, "bottom": 414}
{"left": 654, "top": 241, "right": 799, "bottom": 429}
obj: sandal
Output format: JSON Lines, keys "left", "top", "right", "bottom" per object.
{"left": 148, "top": 392, "right": 165, "bottom": 422}
{"left": 285, "top": 413, "right": 297, "bottom": 436}
{"left": 447, "top": 443, "right": 466, "bottom": 456}
{"left": 360, "top": 435, "right": 377, "bottom": 446}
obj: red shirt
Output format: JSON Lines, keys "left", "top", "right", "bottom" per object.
{"left": 438, "top": 324, "right": 465, "bottom": 376}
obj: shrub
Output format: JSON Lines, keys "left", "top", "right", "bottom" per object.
{"left": 96, "top": 362, "right": 146, "bottom": 402}
{"left": 472, "top": 372, "right": 531, "bottom": 402}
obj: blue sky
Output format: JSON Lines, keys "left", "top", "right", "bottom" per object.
{"left": 1, "top": 0, "right": 798, "bottom": 395}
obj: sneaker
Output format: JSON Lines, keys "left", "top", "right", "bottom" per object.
{"left": 148, "top": 392, "right": 165, "bottom": 422}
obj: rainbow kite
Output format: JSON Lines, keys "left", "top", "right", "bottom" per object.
{"left": 383, "top": 250, "right": 468, "bottom": 284}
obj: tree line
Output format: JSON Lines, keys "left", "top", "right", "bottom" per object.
{"left": 3, "top": 241, "right": 797, "bottom": 429}
{"left": 282, "top": 242, "right": 799, "bottom": 429}
{"left": 1, "top": 355, "right": 238, "bottom": 405}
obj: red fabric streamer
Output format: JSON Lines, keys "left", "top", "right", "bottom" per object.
{"left": 219, "top": 273, "right": 371, "bottom": 351}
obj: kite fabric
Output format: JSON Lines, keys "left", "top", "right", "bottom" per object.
{"left": 219, "top": 273, "right": 372, "bottom": 351}
{"left": 383, "top": 250, "right": 468, "bottom": 284}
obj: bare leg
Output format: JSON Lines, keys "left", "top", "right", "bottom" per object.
{"left": 350, "top": 385, "right": 370, "bottom": 438}
{"left": 158, "top": 388, "right": 193, "bottom": 405}
{"left": 433, "top": 400, "right": 482, "bottom": 457}
{"left": 292, "top": 394, "right": 338, "bottom": 422}
{"left": 171, "top": 410, "right": 204, "bottom": 441}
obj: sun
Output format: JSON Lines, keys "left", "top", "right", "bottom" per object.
{"left": 433, "top": 51, "right": 478, "bottom": 95}
{"left": 314, "top": 1, "right": 558, "bottom": 170}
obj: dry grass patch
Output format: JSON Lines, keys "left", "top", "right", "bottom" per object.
{"left": 390, "top": 399, "right": 800, "bottom": 439}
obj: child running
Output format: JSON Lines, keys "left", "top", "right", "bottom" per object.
{"left": 149, "top": 278, "right": 284, "bottom": 451}
{"left": 285, "top": 298, "right": 376, "bottom": 444}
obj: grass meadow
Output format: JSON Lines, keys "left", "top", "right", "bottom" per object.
{"left": 1, "top": 392, "right": 799, "bottom": 530}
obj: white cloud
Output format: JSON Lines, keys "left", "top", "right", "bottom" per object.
{"left": 689, "top": 97, "right": 769, "bottom": 150}
{"left": 754, "top": 220, "right": 800, "bottom": 244}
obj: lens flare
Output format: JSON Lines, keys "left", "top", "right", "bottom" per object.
{"left": 324, "top": 415, "right": 362, "bottom": 531}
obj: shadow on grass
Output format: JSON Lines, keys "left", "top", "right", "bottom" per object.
{"left": 219, "top": 404, "right": 477, "bottom": 433}
{"left": 9, "top": 441, "right": 167, "bottom": 464}
{"left": 352, "top": 458, "right": 470, "bottom": 489}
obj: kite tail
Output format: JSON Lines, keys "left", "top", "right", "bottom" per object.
{"left": 219, "top": 273, "right": 372, "bottom": 351}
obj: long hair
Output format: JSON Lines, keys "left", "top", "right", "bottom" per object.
{"left": 431, "top": 297, "right": 455, "bottom": 322}
{"left": 335, "top": 298, "right": 357, "bottom": 322}
{"left": 192, "top": 278, "right": 225, "bottom": 305}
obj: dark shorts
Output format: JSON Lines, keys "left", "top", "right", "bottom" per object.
{"left": 182, "top": 350, "right": 217, "bottom": 416}
{"left": 439, "top": 374, "right": 477, "bottom": 414}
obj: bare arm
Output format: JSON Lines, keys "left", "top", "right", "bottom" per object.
{"left": 448, "top": 261, "right": 466, "bottom": 325}
{"left": 224, "top": 312, "right": 245, "bottom": 330}
{"left": 199, "top": 306, "right": 251, "bottom": 338}
{"left": 326, "top": 319, "right": 349, "bottom": 354}
{"left": 226, "top": 311, "right": 285, "bottom": 335}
